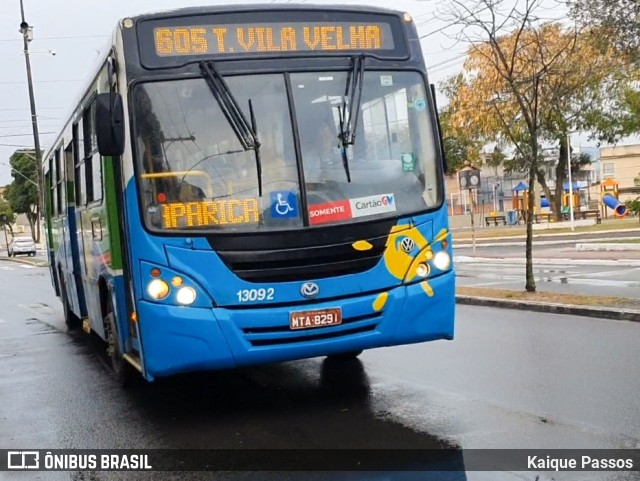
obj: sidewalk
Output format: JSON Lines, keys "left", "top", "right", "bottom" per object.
{"left": 454, "top": 244, "right": 640, "bottom": 321}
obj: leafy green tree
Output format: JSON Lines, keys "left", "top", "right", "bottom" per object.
{"left": 625, "top": 197, "right": 640, "bottom": 223}
{"left": 5, "top": 149, "right": 40, "bottom": 243}
{"left": 569, "top": 0, "right": 640, "bottom": 61}
{"left": 439, "top": 107, "right": 482, "bottom": 174}
{"left": 0, "top": 195, "right": 16, "bottom": 237}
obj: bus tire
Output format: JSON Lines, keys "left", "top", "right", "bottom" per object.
{"left": 105, "top": 295, "right": 138, "bottom": 387}
{"left": 326, "top": 350, "right": 363, "bottom": 361}
{"left": 60, "top": 277, "right": 81, "bottom": 330}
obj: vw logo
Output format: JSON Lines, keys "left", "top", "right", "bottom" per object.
{"left": 300, "top": 282, "right": 320, "bottom": 299}
{"left": 400, "top": 237, "right": 415, "bottom": 253}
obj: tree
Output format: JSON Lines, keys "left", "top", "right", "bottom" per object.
{"left": 625, "top": 197, "right": 640, "bottom": 223}
{"left": 0, "top": 196, "right": 16, "bottom": 237}
{"left": 439, "top": 102, "right": 483, "bottom": 173}
{"left": 5, "top": 150, "right": 40, "bottom": 243}
{"left": 441, "top": 0, "right": 589, "bottom": 292}
{"left": 569, "top": 0, "right": 640, "bottom": 61}
{"left": 567, "top": 1, "right": 640, "bottom": 142}
{"left": 444, "top": 21, "right": 630, "bottom": 219}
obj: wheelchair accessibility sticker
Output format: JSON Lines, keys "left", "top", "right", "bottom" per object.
{"left": 270, "top": 191, "right": 299, "bottom": 219}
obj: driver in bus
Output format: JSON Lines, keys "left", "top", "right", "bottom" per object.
{"left": 303, "top": 117, "right": 342, "bottom": 184}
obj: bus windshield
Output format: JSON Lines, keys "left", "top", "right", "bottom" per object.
{"left": 132, "top": 71, "right": 440, "bottom": 232}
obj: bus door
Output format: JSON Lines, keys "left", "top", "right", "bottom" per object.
{"left": 63, "top": 136, "right": 86, "bottom": 319}
{"left": 76, "top": 100, "right": 108, "bottom": 338}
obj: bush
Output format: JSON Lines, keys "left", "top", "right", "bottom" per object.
{"left": 625, "top": 197, "right": 640, "bottom": 220}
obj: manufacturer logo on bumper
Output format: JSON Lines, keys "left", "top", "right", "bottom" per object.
{"left": 300, "top": 282, "right": 320, "bottom": 299}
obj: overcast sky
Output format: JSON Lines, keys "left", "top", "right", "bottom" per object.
{"left": 0, "top": 0, "right": 586, "bottom": 185}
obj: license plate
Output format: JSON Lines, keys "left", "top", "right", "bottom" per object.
{"left": 289, "top": 307, "right": 342, "bottom": 330}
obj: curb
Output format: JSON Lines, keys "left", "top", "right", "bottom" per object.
{"left": 456, "top": 295, "right": 640, "bottom": 322}
{"left": 0, "top": 256, "right": 48, "bottom": 267}
{"left": 453, "top": 256, "right": 640, "bottom": 267}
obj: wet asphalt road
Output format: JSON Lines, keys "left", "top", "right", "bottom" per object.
{"left": 455, "top": 261, "right": 640, "bottom": 299}
{"left": 1, "top": 264, "right": 640, "bottom": 481}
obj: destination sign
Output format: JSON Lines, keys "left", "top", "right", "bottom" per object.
{"left": 152, "top": 22, "right": 394, "bottom": 57}
{"left": 161, "top": 199, "right": 260, "bottom": 229}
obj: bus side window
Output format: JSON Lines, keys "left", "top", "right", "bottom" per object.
{"left": 73, "top": 120, "right": 87, "bottom": 207}
{"left": 54, "top": 149, "right": 63, "bottom": 215}
{"left": 84, "top": 101, "right": 103, "bottom": 203}
{"left": 62, "top": 142, "right": 73, "bottom": 211}
{"left": 50, "top": 155, "right": 58, "bottom": 216}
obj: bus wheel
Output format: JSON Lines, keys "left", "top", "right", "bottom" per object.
{"left": 60, "top": 278, "right": 81, "bottom": 330}
{"left": 105, "top": 297, "right": 138, "bottom": 387}
{"left": 326, "top": 350, "right": 363, "bottom": 361}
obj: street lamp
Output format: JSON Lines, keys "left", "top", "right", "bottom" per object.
{"left": 18, "top": 0, "right": 44, "bottom": 244}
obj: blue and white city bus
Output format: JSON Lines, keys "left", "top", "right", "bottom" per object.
{"left": 42, "top": 4, "right": 455, "bottom": 384}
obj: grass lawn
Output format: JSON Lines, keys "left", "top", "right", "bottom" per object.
{"left": 457, "top": 286, "right": 640, "bottom": 311}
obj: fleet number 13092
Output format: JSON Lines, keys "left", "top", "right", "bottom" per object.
{"left": 236, "top": 288, "right": 275, "bottom": 302}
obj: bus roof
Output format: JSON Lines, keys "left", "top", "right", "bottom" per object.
{"left": 125, "top": 4, "right": 407, "bottom": 22}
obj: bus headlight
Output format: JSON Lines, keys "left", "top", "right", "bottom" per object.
{"left": 147, "top": 279, "right": 170, "bottom": 300}
{"left": 415, "top": 263, "right": 430, "bottom": 278}
{"left": 433, "top": 251, "right": 451, "bottom": 271}
{"left": 176, "top": 287, "right": 197, "bottom": 305}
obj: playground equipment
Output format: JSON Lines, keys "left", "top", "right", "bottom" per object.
{"left": 562, "top": 192, "right": 579, "bottom": 210}
{"left": 603, "top": 194, "right": 627, "bottom": 217}
{"left": 540, "top": 196, "right": 550, "bottom": 208}
{"left": 600, "top": 178, "right": 628, "bottom": 218}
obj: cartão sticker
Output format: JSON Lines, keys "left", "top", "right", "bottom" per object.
{"left": 349, "top": 193, "right": 396, "bottom": 218}
{"left": 270, "top": 191, "right": 298, "bottom": 219}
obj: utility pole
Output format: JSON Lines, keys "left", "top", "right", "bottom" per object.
{"left": 19, "top": 0, "right": 43, "bottom": 244}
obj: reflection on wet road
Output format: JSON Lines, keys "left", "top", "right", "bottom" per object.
{"left": 1, "top": 265, "right": 639, "bottom": 481}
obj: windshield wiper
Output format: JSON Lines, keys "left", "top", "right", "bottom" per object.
{"left": 337, "top": 55, "right": 366, "bottom": 183}
{"left": 200, "top": 61, "right": 263, "bottom": 196}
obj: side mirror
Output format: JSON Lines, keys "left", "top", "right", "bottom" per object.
{"left": 95, "top": 92, "right": 125, "bottom": 156}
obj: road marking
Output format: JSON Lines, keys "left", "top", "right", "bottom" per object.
{"left": 0, "top": 266, "right": 14, "bottom": 271}
{"left": 18, "top": 264, "right": 36, "bottom": 269}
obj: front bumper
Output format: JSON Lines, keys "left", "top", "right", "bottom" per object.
{"left": 12, "top": 248, "right": 36, "bottom": 254}
{"left": 137, "top": 270, "right": 455, "bottom": 379}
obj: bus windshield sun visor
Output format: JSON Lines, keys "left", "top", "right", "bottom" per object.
{"left": 199, "top": 61, "right": 263, "bottom": 196}
{"left": 337, "top": 55, "right": 366, "bottom": 183}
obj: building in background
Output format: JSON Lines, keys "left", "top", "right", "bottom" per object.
{"left": 598, "top": 145, "right": 640, "bottom": 203}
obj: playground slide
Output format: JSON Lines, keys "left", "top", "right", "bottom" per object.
{"left": 602, "top": 194, "right": 628, "bottom": 217}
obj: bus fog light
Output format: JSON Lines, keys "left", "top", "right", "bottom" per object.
{"left": 415, "top": 263, "right": 430, "bottom": 277}
{"left": 147, "top": 279, "right": 170, "bottom": 300}
{"left": 176, "top": 287, "right": 197, "bottom": 305}
{"left": 433, "top": 251, "right": 451, "bottom": 270}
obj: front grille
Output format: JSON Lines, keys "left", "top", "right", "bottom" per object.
{"left": 242, "top": 312, "right": 382, "bottom": 347}
{"left": 206, "top": 219, "right": 396, "bottom": 283}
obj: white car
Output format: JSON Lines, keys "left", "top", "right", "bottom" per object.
{"left": 8, "top": 236, "right": 36, "bottom": 257}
